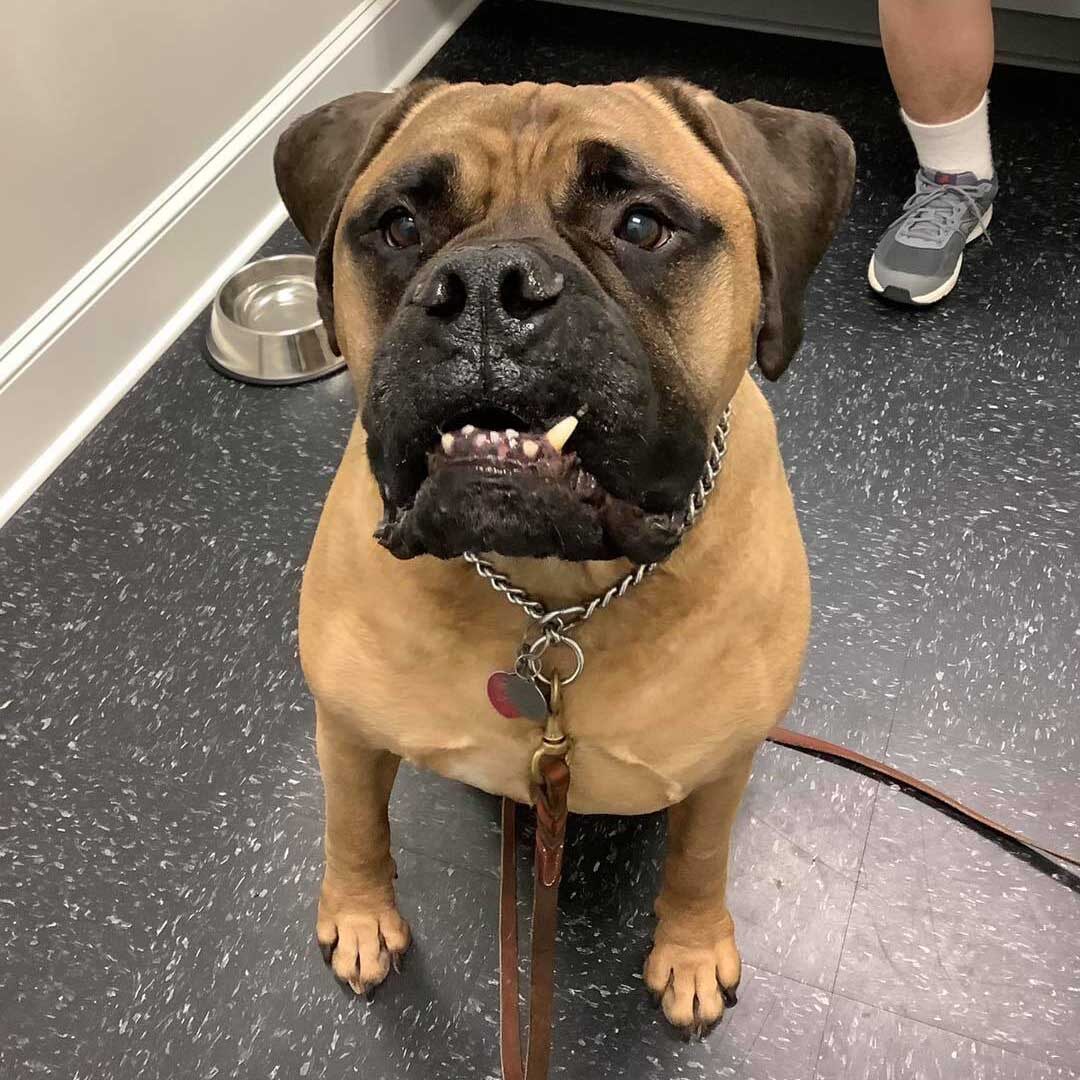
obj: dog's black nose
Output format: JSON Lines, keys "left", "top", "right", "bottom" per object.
{"left": 411, "top": 244, "right": 564, "bottom": 324}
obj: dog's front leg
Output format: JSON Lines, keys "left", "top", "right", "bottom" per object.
{"left": 315, "top": 707, "right": 410, "bottom": 994}
{"left": 644, "top": 751, "right": 754, "bottom": 1036}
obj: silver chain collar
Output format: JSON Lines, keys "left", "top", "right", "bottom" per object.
{"left": 465, "top": 406, "right": 732, "bottom": 693}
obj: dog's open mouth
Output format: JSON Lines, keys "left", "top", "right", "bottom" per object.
{"left": 430, "top": 413, "right": 594, "bottom": 499}
{"left": 373, "top": 406, "right": 688, "bottom": 564}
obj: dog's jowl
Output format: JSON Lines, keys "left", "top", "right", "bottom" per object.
{"left": 274, "top": 80, "right": 854, "bottom": 1036}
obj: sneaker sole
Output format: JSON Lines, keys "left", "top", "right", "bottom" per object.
{"left": 868, "top": 205, "right": 993, "bottom": 306}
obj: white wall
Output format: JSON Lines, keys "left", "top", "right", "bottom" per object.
{"left": 0, "top": 0, "right": 365, "bottom": 341}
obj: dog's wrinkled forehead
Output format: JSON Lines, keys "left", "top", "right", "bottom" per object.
{"left": 340, "top": 82, "right": 749, "bottom": 234}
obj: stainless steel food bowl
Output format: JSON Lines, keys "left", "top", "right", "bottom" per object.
{"left": 206, "top": 254, "right": 344, "bottom": 385}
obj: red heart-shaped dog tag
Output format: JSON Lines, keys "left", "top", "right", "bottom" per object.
{"left": 487, "top": 671, "right": 549, "bottom": 721}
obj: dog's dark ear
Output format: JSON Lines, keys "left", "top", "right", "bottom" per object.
{"left": 273, "top": 81, "right": 445, "bottom": 353}
{"left": 644, "top": 79, "right": 855, "bottom": 380}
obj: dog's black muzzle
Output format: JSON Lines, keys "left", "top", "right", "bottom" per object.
{"left": 362, "top": 240, "right": 708, "bottom": 562}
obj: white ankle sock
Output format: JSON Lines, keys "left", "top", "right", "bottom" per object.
{"left": 901, "top": 92, "right": 993, "bottom": 180}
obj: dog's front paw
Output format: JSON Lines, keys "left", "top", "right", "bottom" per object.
{"left": 644, "top": 912, "right": 741, "bottom": 1038}
{"left": 316, "top": 877, "right": 411, "bottom": 996}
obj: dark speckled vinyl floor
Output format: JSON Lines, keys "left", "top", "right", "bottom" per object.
{"left": 2, "top": 2, "right": 1079, "bottom": 1078}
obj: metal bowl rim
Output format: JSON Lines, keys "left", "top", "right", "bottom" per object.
{"left": 213, "top": 254, "right": 323, "bottom": 339}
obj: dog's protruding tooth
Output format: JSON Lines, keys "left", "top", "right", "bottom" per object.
{"left": 441, "top": 433, "right": 454, "bottom": 454}
{"left": 544, "top": 416, "right": 578, "bottom": 453}
{"left": 473, "top": 432, "right": 488, "bottom": 449}
{"left": 522, "top": 439, "right": 540, "bottom": 459}
{"left": 462, "top": 424, "right": 475, "bottom": 436}
{"left": 506, "top": 429, "right": 518, "bottom": 439}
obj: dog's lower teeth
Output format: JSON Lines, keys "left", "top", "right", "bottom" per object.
{"left": 433, "top": 420, "right": 587, "bottom": 476}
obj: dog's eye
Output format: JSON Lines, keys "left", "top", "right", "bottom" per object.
{"left": 615, "top": 207, "right": 669, "bottom": 250}
{"left": 382, "top": 209, "right": 420, "bottom": 250}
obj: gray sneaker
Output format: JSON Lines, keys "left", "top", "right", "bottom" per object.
{"left": 868, "top": 168, "right": 996, "bottom": 305}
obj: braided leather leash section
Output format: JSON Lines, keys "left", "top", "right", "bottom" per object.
{"left": 497, "top": 727, "right": 1077, "bottom": 1080}
{"left": 499, "top": 756, "right": 570, "bottom": 1080}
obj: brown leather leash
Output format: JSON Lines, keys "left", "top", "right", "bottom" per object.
{"left": 764, "top": 725, "right": 1080, "bottom": 869}
{"left": 498, "top": 724, "right": 1079, "bottom": 1080}
{"left": 499, "top": 756, "right": 570, "bottom": 1080}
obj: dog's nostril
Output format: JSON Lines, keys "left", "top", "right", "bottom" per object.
{"left": 499, "top": 266, "right": 563, "bottom": 321}
{"left": 417, "top": 270, "right": 467, "bottom": 319}
{"left": 499, "top": 270, "right": 531, "bottom": 321}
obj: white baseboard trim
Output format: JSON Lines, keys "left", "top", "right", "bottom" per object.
{"left": 0, "top": 0, "right": 480, "bottom": 528}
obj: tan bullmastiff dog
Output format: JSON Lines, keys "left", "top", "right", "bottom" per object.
{"left": 273, "top": 78, "right": 854, "bottom": 1037}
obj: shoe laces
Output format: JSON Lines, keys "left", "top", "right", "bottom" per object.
{"left": 892, "top": 175, "right": 993, "bottom": 246}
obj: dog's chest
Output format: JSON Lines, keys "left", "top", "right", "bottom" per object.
{"left": 401, "top": 719, "right": 696, "bottom": 814}
{"left": 394, "top": 713, "right": 704, "bottom": 815}
{"left": 347, "top": 650, "right": 756, "bottom": 815}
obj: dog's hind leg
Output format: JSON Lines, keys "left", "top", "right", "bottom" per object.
{"left": 314, "top": 705, "right": 411, "bottom": 995}
{"left": 644, "top": 750, "right": 753, "bottom": 1038}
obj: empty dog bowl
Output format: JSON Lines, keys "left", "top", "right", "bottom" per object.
{"left": 206, "top": 254, "right": 344, "bottom": 384}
